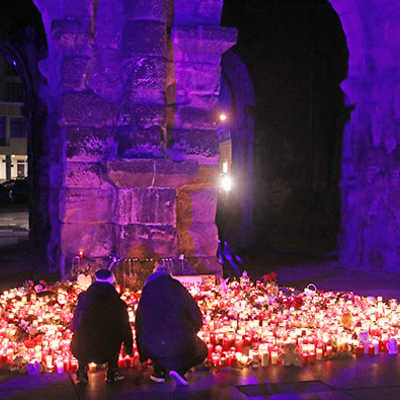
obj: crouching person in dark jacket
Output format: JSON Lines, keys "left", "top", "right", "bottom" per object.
{"left": 135, "top": 265, "right": 207, "bottom": 386}
{"left": 70, "top": 269, "right": 133, "bottom": 384}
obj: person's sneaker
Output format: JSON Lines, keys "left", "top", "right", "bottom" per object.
{"left": 150, "top": 364, "right": 166, "bottom": 383}
{"left": 76, "top": 369, "right": 89, "bottom": 384}
{"left": 105, "top": 370, "right": 125, "bottom": 383}
{"left": 150, "top": 373, "right": 166, "bottom": 383}
{"left": 169, "top": 370, "right": 188, "bottom": 386}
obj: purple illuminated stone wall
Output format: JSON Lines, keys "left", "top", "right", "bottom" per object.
{"left": 330, "top": 0, "right": 400, "bottom": 269}
{"left": 32, "top": 0, "right": 236, "bottom": 276}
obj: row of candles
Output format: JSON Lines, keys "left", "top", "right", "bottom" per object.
{"left": 1, "top": 276, "right": 400, "bottom": 374}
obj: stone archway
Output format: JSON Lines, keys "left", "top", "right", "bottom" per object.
{"left": 330, "top": 0, "right": 400, "bottom": 269}
{"left": 0, "top": 3, "right": 49, "bottom": 270}
{"left": 216, "top": 50, "right": 255, "bottom": 249}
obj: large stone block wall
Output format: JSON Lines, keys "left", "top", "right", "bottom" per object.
{"left": 32, "top": 0, "right": 236, "bottom": 276}
{"left": 330, "top": 0, "right": 400, "bottom": 270}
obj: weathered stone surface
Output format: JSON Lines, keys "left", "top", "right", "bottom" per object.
{"left": 117, "top": 126, "right": 161, "bottom": 157}
{"left": 172, "top": 25, "right": 237, "bottom": 55}
{"left": 66, "top": 127, "right": 117, "bottom": 162}
{"left": 125, "top": 55, "right": 167, "bottom": 106}
{"left": 175, "top": 63, "right": 220, "bottom": 95}
{"left": 60, "top": 188, "right": 115, "bottom": 223}
{"left": 129, "top": 88, "right": 165, "bottom": 105}
{"left": 61, "top": 91, "right": 115, "bottom": 127}
{"left": 62, "top": 56, "right": 90, "bottom": 89}
{"left": 94, "top": 0, "right": 124, "bottom": 48}
{"left": 171, "top": 129, "right": 219, "bottom": 157}
{"left": 177, "top": 188, "right": 217, "bottom": 227}
{"left": 87, "top": 48, "right": 125, "bottom": 103}
{"left": 154, "top": 159, "right": 199, "bottom": 187}
{"left": 65, "top": 162, "right": 110, "bottom": 188}
{"left": 189, "top": 94, "right": 219, "bottom": 109}
{"left": 51, "top": 19, "right": 90, "bottom": 55}
{"left": 124, "top": 0, "right": 166, "bottom": 22}
{"left": 128, "top": 56, "right": 166, "bottom": 90}
{"left": 128, "top": 105, "right": 166, "bottom": 128}
{"left": 114, "top": 188, "right": 176, "bottom": 225}
{"left": 178, "top": 222, "right": 218, "bottom": 257}
{"left": 123, "top": 21, "right": 166, "bottom": 58}
{"left": 107, "top": 159, "right": 154, "bottom": 188}
{"left": 107, "top": 159, "right": 199, "bottom": 188}
{"left": 61, "top": 223, "right": 114, "bottom": 257}
{"left": 64, "top": 0, "right": 92, "bottom": 18}
{"left": 174, "top": 52, "right": 221, "bottom": 64}
{"left": 174, "top": 106, "right": 217, "bottom": 130}
{"left": 180, "top": 165, "right": 219, "bottom": 190}
{"left": 173, "top": 0, "right": 223, "bottom": 26}
{"left": 116, "top": 224, "right": 178, "bottom": 258}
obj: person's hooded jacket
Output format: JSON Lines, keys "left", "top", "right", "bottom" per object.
{"left": 135, "top": 269, "right": 203, "bottom": 362}
{"left": 70, "top": 281, "right": 133, "bottom": 362}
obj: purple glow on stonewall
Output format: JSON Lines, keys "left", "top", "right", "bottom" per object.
{"left": 8, "top": 0, "right": 400, "bottom": 274}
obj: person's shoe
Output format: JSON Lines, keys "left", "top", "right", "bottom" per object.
{"left": 150, "top": 364, "right": 166, "bottom": 383}
{"left": 169, "top": 370, "right": 188, "bottom": 386}
{"left": 76, "top": 369, "right": 89, "bottom": 384}
{"left": 105, "top": 369, "right": 125, "bottom": 383}
{"left": 150, "top": 373, "right": 166, "bottom": 383}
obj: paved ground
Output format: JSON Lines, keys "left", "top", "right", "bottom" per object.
{"left": 2, "top": 354, "right": 400, "bottom": 399}
{"left": 2, "top": 206, "right": 400, "bottom": 398}
{"left": 0, "top": 203, "right": 29, "bottom": 248}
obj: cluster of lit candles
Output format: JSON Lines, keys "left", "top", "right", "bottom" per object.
{"left": 1, "top": 275, "right": 400, "bottom": 374}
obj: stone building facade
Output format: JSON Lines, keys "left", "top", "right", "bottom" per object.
{"left": 26, "top": 0, "right": 236, "bottom": 276}
{"left": 4, "top": 0, "right": 400, "bottom": 275}
{"left": 329, "top": 0, "right": 400, "bottom": 270}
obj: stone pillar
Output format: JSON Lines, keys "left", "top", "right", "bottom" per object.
{"left": 32, "top": 0, "right": 235, "bottom": 277}
{"left": 331, "top": 0, "right": 400, "bottom": 270}
{"left": 169, "top": 0, "right": 237, "bottom": 273}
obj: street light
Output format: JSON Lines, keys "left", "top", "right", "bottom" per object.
{"left": 219, "top": 113, "right": 227, "bottom": 122}
{"left": 219, "top": 174, "right": 233, "bottom": 192}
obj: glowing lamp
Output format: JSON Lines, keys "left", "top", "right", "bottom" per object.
{"left": 219, "top": 113, "right": 227, "bottom": 122}
{"left": 79, "top": 250, "right": 84, "bottom": 259}
{"left": 220, "top": 174, "right": 232, "bottom": 192}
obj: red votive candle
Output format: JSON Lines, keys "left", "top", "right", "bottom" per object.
{"left": 207, "top": 344, "right": 213, "bottom": 360}
{"left": 234, "top": 338, "right": 243, "bottom": 352}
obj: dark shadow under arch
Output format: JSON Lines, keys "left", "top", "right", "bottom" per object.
{"left": 216, "top": 50, "right": 255, "bottom": 250}
{"left": 0, "top": 1, "right": 53, "bottom": 273}
{"left": 222, "top": 0, "right": 349, "bottom": 256}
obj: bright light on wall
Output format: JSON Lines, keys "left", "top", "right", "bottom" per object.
{"left": 220, "top": 174, "right": 233, "bottom": 192}
{"left": 219, "top": 113, "right": 227, "bottom": 122}
{"left": 222, "top": 161, "right": 228, "bottom": 174}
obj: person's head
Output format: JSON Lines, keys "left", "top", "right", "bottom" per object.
{"left": 152, "top": 264, "right": 169, "bottom": 275}
{"left": 94, "top": 269, "right": 116, "bottom": 285}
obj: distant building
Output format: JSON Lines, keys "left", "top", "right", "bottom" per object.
{"left": 0, "top": 54, "right": 28, "bottom": 182}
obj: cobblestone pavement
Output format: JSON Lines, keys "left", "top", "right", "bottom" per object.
{"left": 2, "top": 354, "right": 400, "bottom": 399}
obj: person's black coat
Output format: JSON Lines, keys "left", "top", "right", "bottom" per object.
{"left": 135, "top": 273, "right": 203, "bottom": 362}
{"left": 70, "top": 282, "right": 133, "bottom": 363}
